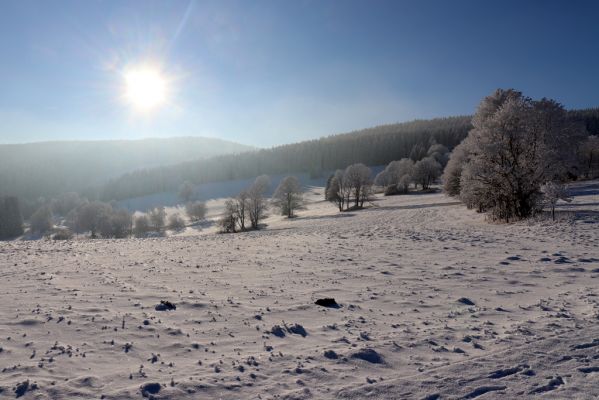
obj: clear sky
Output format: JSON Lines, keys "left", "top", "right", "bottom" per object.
{"left": 1, "top": 0, "right": 598, "bottom": 147}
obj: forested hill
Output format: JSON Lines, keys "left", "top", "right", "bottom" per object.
{"left": 0, "top": 137, "right": 253, "bottom": 201}
{"left": 100, "top": 109, "right": 599, "bottom": 202}
{"left": 100, "top": 116, "right": 473, "bottom": 201}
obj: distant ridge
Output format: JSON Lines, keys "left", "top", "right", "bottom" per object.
{"left": 0, "top": 136, "right": 253, "bottom": 201}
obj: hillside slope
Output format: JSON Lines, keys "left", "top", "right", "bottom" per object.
{"left": 0, "top": 137, "right": 253, "bottom": 201}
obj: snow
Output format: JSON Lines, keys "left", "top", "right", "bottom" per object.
{"left": 0, "top": 181, "right": 598, "bottom": 399}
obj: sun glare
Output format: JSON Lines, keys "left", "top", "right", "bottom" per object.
{"left": 123, "top": 66, "right": 168, "bottom": 111}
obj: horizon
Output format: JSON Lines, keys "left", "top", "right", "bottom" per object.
{"left": 1, "top": 0, "right": 598, "bottom": 146}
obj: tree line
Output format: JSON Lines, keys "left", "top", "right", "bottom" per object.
{"left": 100, "top": 116, "right": 474, "bottom": 201}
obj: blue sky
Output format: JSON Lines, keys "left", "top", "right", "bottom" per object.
{"left": 0, "top": 0, "right": 598, "bottom": 146}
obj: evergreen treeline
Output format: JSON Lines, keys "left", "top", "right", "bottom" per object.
{"left": 100, "top": 116, "right": 473, "bottom": 201}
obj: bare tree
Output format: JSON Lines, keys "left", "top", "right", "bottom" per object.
{"left": 186, "top": 201, "right": 207, "bottom": 222}
{"left": 541, "top": 181, "right": 572, "bottom": 221}
{"left": 248, "top": 175, "right": 270, "bottom": 229}
{"left": 273, "top": 176, "right": 304, "bottom": 218}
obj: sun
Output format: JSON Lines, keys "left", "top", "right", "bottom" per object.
{"left": 123, "top": 65, "right": 168, "bottom": 111}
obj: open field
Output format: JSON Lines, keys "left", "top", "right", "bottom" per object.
{"left": 1, "top": 182, "right": 598, "bottom": 399}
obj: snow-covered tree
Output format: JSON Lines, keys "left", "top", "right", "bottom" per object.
{"left": 186, "top": 201, "right": 207, "bottom": 222}
{"left": 167, "top": 213, "right": 186, "bottom": 231}
{"left": 234, "top": 190, "right": 249, "bottom": 231}
{"left": 442, "top": 139, "right": 472, "bottom": 197}
{"left": 344, "top": 163, "right": 373, "bottom": 208}
{"left": 248, "top": 175, "right": 270, "bottom": 229}
{"left": 133, "top": 215, "right": 151, "bottom": 238}
{"left": 29, "top": 206, "right": 53, "bottom": 234}
{"left": 148, "top": 207, "right": 166, "bottom": 232}
{"left": 413, "top": 157, "right": 442, "bottom": 190}
{"left": 541, "top": 181, "right": 572, "bottom": 221}
{"left": 273, "top": 176, "right": 304, "bottom": 218}
{"left": 326, "top": 169, "right": 350, "bottom": 211}
{"left": 218, "top": 199, "right": 238, "bottom": 233}
{"left": 427, "top": 142, "right": 450, "bottom": 167}
{"left": 458, "top": 89, "right": 586, "bottom": 221}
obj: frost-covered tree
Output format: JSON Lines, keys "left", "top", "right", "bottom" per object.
{"left": 344, "top": 163, "right": 373, "bottom": 208}
{"left": 29, "top": 206, "right": 53, "bottom": 234}
{"left": 409, "top": 143, "right": 427, "bottom": 162}
{"left": 442, "top": 139, "right": 472, "bottom": 196}
{"left": 234, "top": 190, "right": 249, "bottom": 231}
{"left": 98, "top": 208, "right": 132, "bottom": 238}
{"left": 413, "top": 157, "right": 442, "bottom": 190}
{"left": 148, "top": 207, "right": 166, "bottom": 232}
{"left": 186, "top": 201, "right": 207, "bottom": 222}
{"left": 74, "top": 201, "right": 113, "bottom": 238}
{"left": 374, "top": 170, "right": 390, "bottom": 188}
{"left": 218, "top": 199, "right": 238, "bottom": 233}
{"left": 458, "top": 89, "right": 586, "bottom": 221}
{"left": 427, "top": 142, "right": 450, "bottom": 167}
{"left": 133, "top": 215, "right": 151, "bottom": 238}
{"left": 398, "top": 174, "right": 412, "bottom": 194}
{"left": 273, "top": 176, "right": 304, "bottom": 218}
{"left": 110, "top": 209, "right": 133, "bottom": 238}
{"left": 248, "top": 175, "right": 270, "bottom": 229}
{"left": 326, "top": 169, "right": 349, "bottom": 211}
{"left": 167, "top": 213, "right": 186, "bottom": 231}
{"left": 541, "top": 181, "right": 572, "bottom": 221}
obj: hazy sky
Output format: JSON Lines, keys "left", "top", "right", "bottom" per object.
{"left": 1, "top": 0, "right": 598, "bottom": 146}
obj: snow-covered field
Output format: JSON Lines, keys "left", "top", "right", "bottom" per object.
{"left": 1, "top": 181, "right": 598, "bottom": 399}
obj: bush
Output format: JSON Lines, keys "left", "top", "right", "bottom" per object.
{"left": 186, "top": 201, "right": 207, "bottom": 222}
{"left": 52, "top": 228, "right": 73, "bottom": 240}
{"left": 133, "top": 215, "right": 151, "bottom": 238}
{"left": 167, "top": 213, "right": 186, "bottom": 231}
